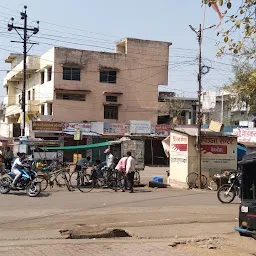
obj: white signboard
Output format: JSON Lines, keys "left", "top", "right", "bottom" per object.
{"left": 91, "top": 122, "right": 104, "bottom": 134}
{"left": 233, "top": 128, "right": 256, "bottom": 143}
{"left": 63, "top": 122, "right": 91, "bottom": 133}
{"left": 130, "top": 120, "right": 151, "bottom": 134}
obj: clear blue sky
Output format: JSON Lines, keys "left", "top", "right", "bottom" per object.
{"left": 0, "top": 0, "right": 236, "bottom": 100}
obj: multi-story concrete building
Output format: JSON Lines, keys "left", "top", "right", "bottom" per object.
{"left": 202, "top": 91, "right": 251, "bottom": 125}
{"left": 158, "top": 91, "right": 199, "bottom": 125}
{"left": 3, "top": 38, "right": 171, "bottom": 136}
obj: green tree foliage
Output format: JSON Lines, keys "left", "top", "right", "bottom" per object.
{"left": 203, "top": 0, "right": 256, "bottom": 58}
{"left": 225, "top": 63, "right": 256, "bottom": 113}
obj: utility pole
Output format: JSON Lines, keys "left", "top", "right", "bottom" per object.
{"left": 189, "top": 24, "right": 214, "bottom": 189}
{"left": 221, "top": 88, "right": 224, "bottom": 123}
{"left": 8, "top": 6, "right": 39, "bottom": 136}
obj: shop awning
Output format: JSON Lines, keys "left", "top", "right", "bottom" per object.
{"left": 42, "top": 140, "right": 121, "bottom": 151}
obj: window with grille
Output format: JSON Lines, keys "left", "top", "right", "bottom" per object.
{"left": 104, "top": 105, "right": 118, "bottom": 120}
{"left": 106, "top": 95, "right": 118, "bottom": 102}
{"left": 63, "top": 67, "right": 81, "bottom": 81}
{"left": 56, "top": 93, "right": 86, "bottom": 101}
{"left": 100, "top": 71, "right": 117, "bottom": 83}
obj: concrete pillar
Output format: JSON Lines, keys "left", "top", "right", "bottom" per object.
{"left": 44, "top": 103, "right": 48, "bottom": 115}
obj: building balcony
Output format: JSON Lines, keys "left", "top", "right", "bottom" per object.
{"left": 5, "top": 105, "right": 21, "bottom": 117}
{"left": 4, "top": 56, "right": 40, "bottom": 84}
{"left": 27, "top": 100, "right": 40, "bottom": 114}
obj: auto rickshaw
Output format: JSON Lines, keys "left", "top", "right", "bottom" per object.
{"left": 235, "top": 152, "right": 256, "bottom": 238}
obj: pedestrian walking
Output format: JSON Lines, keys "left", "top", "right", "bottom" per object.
{"left": 125, "top": 151, "right": 136, "bottom": 193}
{"left": 104, "top": 148, "right": 114, "bottom": 169}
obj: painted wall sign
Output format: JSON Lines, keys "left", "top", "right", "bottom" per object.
{"left": 201, "top": 145, "right": 227, "bottom": 155}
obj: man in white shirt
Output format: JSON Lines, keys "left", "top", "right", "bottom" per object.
{"left": 125, "top": 151, "right": 136, "bottom": 193}
{"left": 104, "top": 148, "right": 114, "bottom": 169}
{"left": 10, "top": 152, "right": 25, "bottom": 188}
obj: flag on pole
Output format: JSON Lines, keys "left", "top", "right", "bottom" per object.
{"left": 211, "top": 1, "right": 223, "bottom": 27}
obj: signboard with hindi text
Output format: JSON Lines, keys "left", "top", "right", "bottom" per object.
{"left": 32, "top": 121, "right": 63, "bottom": 132}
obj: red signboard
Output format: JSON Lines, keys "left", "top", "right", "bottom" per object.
{"left": 172, "top": 144, "right": 188, "bottom": 152}
{"left": 201, "top": 145, "right": 227, "bottom": 155}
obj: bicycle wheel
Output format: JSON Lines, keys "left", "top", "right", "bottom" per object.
{"left": 107, "top": 171, "right": 125, "bottom": 191}
{"left": 134, "top": 170, "right": 140, "bottom": 185}
{"left": 195, "top": 174, "right": 208, "bottom": 189}
{"left": 69, "top": 171, "right": 85, "bottom": 189}
{"left": 116, "top": 171, "right": 125, "bottom": 191}
{"left": 36, "top": 175, "right": 49, "bottom": 191}
{"left": 200, "top": 174, "right": 208, "bottom": 189}
{"left": 63, "top": 173, "right": 72, "bottom": 191}
{"left": 77, "top": 174, "right": 94, "bottom": 193}
{"left": 55, "top": 171, "right": 68, "bottom": 187}
{"left": 186, "top": 172, "right": 198, "bottom": 188}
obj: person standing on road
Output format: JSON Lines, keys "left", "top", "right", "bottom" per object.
{"left": 104, "top": 148, "right": 114, "bottom": 169}
{"left": 125, "top": 151, "right": 136, "bottom": 193}
{"left": 3, "top": 147, "right": 14, "bottom": 170}
{"left": 75, "top": 156, "right": 90, "bottom": 172}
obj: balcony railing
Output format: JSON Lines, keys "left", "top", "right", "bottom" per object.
{"left": 4, "top": 56, "right": 40, "bottom": 84}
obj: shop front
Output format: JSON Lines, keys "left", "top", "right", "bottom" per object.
{"left": 168, "top": 128, "right": 237, "bottom": 188}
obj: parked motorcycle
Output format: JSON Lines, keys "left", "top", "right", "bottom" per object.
{"left": 0, "top": 164, "right": 41, "bottom": 197}
{"left": 217, "top": 172, "right": 241, "bottom": 203}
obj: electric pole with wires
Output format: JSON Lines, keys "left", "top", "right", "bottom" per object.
{"left": 8, "top": 5, "right": 39, "bottom": 136}
{"left": 189, "top": 23, "right": 214, "bottom": 189}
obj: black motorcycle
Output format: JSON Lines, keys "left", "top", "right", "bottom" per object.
{"left": 217, "top": 172, "right": 241, "bottom": 203}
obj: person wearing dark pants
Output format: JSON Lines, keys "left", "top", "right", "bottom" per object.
{"left": 125, "top": 151, "right": 136, "bottom": 193}
{"left": 127, "top": 171, "right": 135, "bottom": 193}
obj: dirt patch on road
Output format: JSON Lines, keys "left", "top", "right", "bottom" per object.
{"left": 60, "top": 227, "right": 131, "bottom": 239}
{"left": 169, "top": 234, "right": 256, "bottom": 256}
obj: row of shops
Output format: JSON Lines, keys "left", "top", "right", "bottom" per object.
{"left": 28, "top": 120, "right": 172, "bottom": 165}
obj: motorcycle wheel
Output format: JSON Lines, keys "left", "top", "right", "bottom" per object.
{"left": 0, "top": 177, "right": 11, "bottom": 194}
{"left": 217, "top": 184, "right": 236, "bottom": 203}
{"left": 26, "top": 181, "right": 41, "bottom": 197}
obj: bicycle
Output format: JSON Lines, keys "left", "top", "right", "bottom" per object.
{"left": 37, "top": 162, "right": 71, "bottom": 191}
{"left": 69, "top": 165, "right": 94, "bottom": 193}
{"left": 186, "top": 172, "right": 208, "bottom": 189}
{"left": 134, "top": 170, "right": 140, "bottom": 186}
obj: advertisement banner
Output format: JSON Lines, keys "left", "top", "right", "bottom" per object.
{"left": 103, "top": 123, "right": 126, "bottom": 135}
{"left": 155, "top": 124, "right": 172, "bottom": 136}
{"left": 74, "top": 128, "right": 81, "bottom": 141}
{"left": 63, "top": 122, "right": 91, "bottom": 133}
{"left": 233, "top": 128, "right": 256, "bottom": 143}
{"left": 130, "top": 120, "right": 151, "bottom": 134}
{"left": 32, "top": 121, "right": 63, "bottom": 132}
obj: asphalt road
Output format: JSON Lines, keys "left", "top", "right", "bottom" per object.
{"left": 0, "top": 169, "right": 255, "bottom": 256}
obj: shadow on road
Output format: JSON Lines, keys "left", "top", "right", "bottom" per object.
{"left": 3, "top": 191, "right": 51, "bottom": 197}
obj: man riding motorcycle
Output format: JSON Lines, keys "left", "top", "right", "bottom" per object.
{"left": 10, "top": 152, "right": 26, "bottom": 189}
